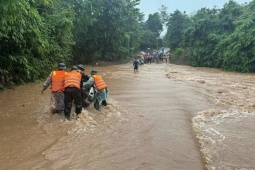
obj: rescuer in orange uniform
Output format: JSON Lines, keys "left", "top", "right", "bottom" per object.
{"left": 83, "top": 70, "right": 108, "bottom": 111}
{"left": 64, "top": 66, "right": 83, "bottom": 121}
{"left": 41, "top": 63, "right": 67, "bottom": 114}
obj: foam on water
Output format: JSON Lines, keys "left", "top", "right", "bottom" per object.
{"left": 193, "top": 109, "right": 255, "bottom": 169}
{"left": 165, "top": 64, "right": 255, "bottom": 169}
{"left": 40, "top": 99, "right": 128, "bottom": 164}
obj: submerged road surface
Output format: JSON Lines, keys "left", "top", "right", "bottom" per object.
{"left": 0, "top": 63, "right": 211, "bottom": 169}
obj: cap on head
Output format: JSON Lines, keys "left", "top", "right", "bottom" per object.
{"left": 90, "top": 70, "right": 97, "bottom": 75}
{"left": 57, "top": 63, "right": 66, "bottom": 70}
{"left": 77, "top": 64, "right": 84, "bottom": 71}
{"left": 71, "top": 66, "right": 79, "bottom": 71}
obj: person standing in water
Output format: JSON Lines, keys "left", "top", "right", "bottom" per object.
{"left": 41, "top": 63, "right": 67, "bottom": 114}
{"left": 77, "top": 64, "right": 90, "bottom": 106}
{"left": 83, "top": 70, "right": 108, "bottom": 111}
{"left": 133, "top": 60, "right": 140, "bottom": 72}
{"left": 64, "top": 66, "right": 83, "bottom": 121}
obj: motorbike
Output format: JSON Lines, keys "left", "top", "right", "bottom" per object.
{"left": 82, "top": 85, "right": 95, "bottom": 107}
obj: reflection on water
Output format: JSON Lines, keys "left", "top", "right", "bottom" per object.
{"left": 0, "top": 63, "right": 255, "bottom": 169}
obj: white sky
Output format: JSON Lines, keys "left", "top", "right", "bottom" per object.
{"left": 138, "top": 0, "right": 251, "bottom": 19}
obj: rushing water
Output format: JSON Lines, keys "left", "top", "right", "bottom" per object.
{"left": 0, "top": 62, "right": 255, "bottom": 169}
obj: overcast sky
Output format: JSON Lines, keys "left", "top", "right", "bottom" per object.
{"left": 138, "top": 0, "right": 251, "bottom": 19}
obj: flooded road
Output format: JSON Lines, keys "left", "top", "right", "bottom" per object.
{"left": 0, "top": 62, "right": 255, "bottom": 169}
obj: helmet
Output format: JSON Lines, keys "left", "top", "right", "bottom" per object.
{"left": 71, "top": 66, "right": 79, "bottom": 71}
{"left": 57, "top": 63, "right": 66, "bottom": 70}
{"left": 77, "top": 64, "right": 84, "bottom": 71}
{"left": 90, "top": 70, "right": 97, "bottom": 75}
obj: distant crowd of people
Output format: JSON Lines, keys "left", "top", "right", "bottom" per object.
{"left": 41, "top": 63, "right": 108, "bottom": 121}
{"left": 132, "top": 48, "right": 172, "bottom": 72}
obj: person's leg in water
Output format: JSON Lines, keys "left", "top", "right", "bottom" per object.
{"left": 55, "top": 92, "right": 65, "bottom": 114}
{"left": 102, "top": 88, "right": 108, "bottom": 106}
{"left": 64, "top": 90, "right": 73, "bottom": 121}
{"left": 73, "top": 88, "right": 82, "bottom": 119}
{"left": 94, "top": 99, "right": 100, "bottom": 111}
{"left": 102, "top": 100, "right": 107, "bottom": 106}
{"left": 134, "top": 65, "right": 138, "bottom": 72}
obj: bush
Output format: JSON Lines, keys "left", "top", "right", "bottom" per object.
{"left": 172, "top": 48, "right": 189, "bottom": 65}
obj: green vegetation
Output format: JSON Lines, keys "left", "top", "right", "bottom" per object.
{"left": 164, "top": 0, "right": 255, "bottom": 73}
{"left": 1, "top": 0, "right": 254, "bottom": 90}
{"left": 0, "top": 0, "right": 146, "bottom": 90}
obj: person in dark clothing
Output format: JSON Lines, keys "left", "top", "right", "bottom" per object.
{"left": 64, "top": 66, "right": 83, "bottom": 121}
{"left": 77, "top": 64, "right": 90, "bottom": 83}
{"left": 133, "top": 60, "right": 140, "bottom": 72}
{"left": 77, "top": 64, "right": 90, "bottom": 106}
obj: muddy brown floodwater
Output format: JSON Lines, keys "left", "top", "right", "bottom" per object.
{"left": 0, "top": 62, "right": 255, "bottom": 170}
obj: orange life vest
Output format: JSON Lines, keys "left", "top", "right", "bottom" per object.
{"left": 92, "top": 75, "right": 107, "bottom": 91}
{"left": 64, "top": 70, "right": 82, "bottom": 89}
{"left": 51, "top": 70, "right": 67, "bottom": 92}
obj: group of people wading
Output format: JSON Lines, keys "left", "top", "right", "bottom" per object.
{"left": 41, "top": 63, "right": 108, "bottom": 121}
{"left": 132, "top": 49, "right": 172, "bottom": 72}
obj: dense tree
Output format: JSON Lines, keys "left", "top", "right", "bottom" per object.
{"left": 164, "top": 0, "right": 255, "bottom": 73}
{"left": 0, "top": 0, "right": 50, "bottom": 85}
{"left": 164, "top": 10, "right": 190, "bottom": 51}
{"left": 1, "top": 0, "right": 255, "bottom": 90}
{"left": 0, "top": 0, "right": 142, "bottom": 89}
{"left": 140, "top": 30, "right": 159, "bottom": 50}
{"left": 71, "top": 0, "right": 142, "bottom": 63}
{"left": 183, "top": 8, "right": 219, "bottom": 67}
{"left": 216, "top": 1, "right": 255, "bottom": 72}
{"left": 139, "top": 11, "right": 164, "bottom": 51}
{"left": 145, "top": 12, "right": 163, "bottom": 37}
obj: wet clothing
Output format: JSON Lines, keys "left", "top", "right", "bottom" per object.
{"left": 64, "top": 70, "right": 82, "bottom": 120}
{"left": 92, "top": 75, "right": 107, "bottom": 91}
{"left": 93, "top": 88, "right": 108, "bottom": 110}
{"left": 50, "top": 92, "right": 65, "bottom": 112}
{"left": 64, "top": 87, "right": 82, "bottom": 119}
{"left": 83, "top": 75, "right": 108, "bottom": 111}
{"left": 133, "top": 60, "right": 140, "bottom": 72}
{"left": 42, "top": 70, "right": 66, "bottom": 112}
{"left": 51, "top": 70, "right": 66, "bottom": 92}
{"left": 64, "top": 70, "right": 81, "bottom": 89}
{"left": 79, "top": 70, "right": 90, "bottom": 83}
{"left": 78, "top": 70, "right": 90, "bottom": 103}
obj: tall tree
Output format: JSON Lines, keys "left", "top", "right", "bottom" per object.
{"left": 183, "top": 7, "right": 219, "bottom": 67}
{"left": 0, "top": 0, "right": 75, "bottom": 88}
{"left": 212, "top": 0, "right": 244, "bottom": 68}
{"left": 71, "top": 0, "right": 142, "bottom": 63}
{"left": 215, "top": 1, "right": 255, "bottom": 72}
{"left": 164, "top": 10, "right": 190, "bottom": 51}
{"left": 145, "top": 12, "right": 163, "bottom": 37}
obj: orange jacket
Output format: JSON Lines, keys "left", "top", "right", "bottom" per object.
{"left": 92, "top": 75, "right": 107, "bottom": 91}
{"left": 51, "top": 70, "right": 67, "bottom": 92}
{"left": 64, "top": 70, "right": 82, "bottom": 89}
